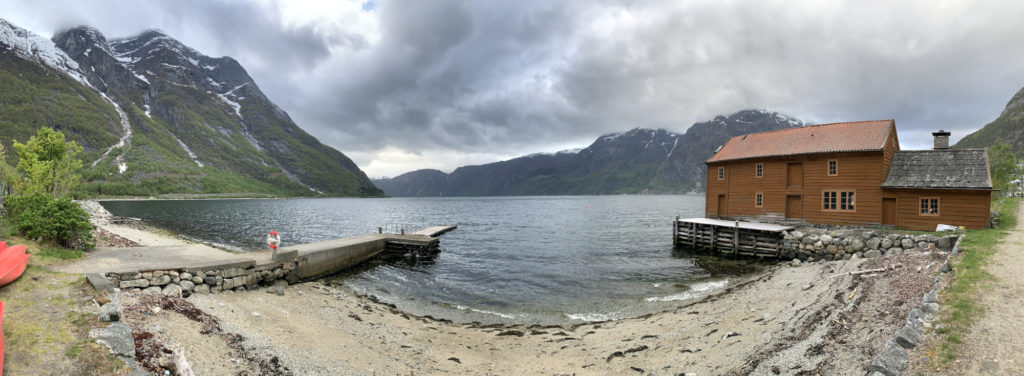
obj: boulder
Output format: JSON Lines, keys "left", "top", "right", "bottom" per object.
{"left": 204, "top": 276, "right": 218, "bottom": 286}
{"left": 142, "top": 286, "right": 162, "bottom": 295}
{"left": 923, "top": 290, "right": 938, "bottom": 304}
{"left": 917, "top": 242, "right": 928, "bottom": 250}
{"left": 894, "top": 326, "right": 923, "bottom": 349}
{"left": 901, "top": 238, "right": 915, "bottom": 249}
{"left": 881, "top": 238, "right": 894, "bottom": 249}
{"left": 99, "top": 302, "right": 121, "bottom": 322}
{"left": 194, "top": 284, "right": 210, "bottom": 294}
{"left": 192, "top": 276, "right": 204, "bottom": 284}
{"left": 87, "top": 273, "right": 116, "bottom": 292}
{"left": 864, "top": 250, "right": 882, "bottom": 258}
{"left": 791, "top": 259, "right": 802, "bottom": 267}
{"left": 867, "top": 238, "right": 882, "bottom": 250}
{"left": 89, "top": 322, "right": 135, "bottom": 357}
{"left": 886, "top": 247, "right": 903, "bottom": 256}
{"left": 179, "top": 280, "right": 195, "bottom": 292}
{"left": 862, "top": 231, "right": 876, "bottom": 239}
{"left": 887, "top": 234, "right": 901, "bottom": 241}
{"left": 826, "top": 245, "right": 838, "bottom": 254}
{"left": 922, "top": 303, "right": 940, "bottom": 314}
{"left": 119, "top": 279, "right": 149, "bottom": 289}
{"left": 850, "top": 239, "right": 866, "bottom": 252}
{"left": 151, "top": 275, "right": 172, "bottom": 286}
{"left": 791, "top": 231, "right": 805, "bottom": 240}
{"left": 870, "top": 340, "right": 909, "bottom": 376}
{"left": 820, "top": 234, "right": 833, "bottom": 244}
{"left": 180, "top": 272, "right": 193, "bottom": 281}
{"left": 162, "top": 284, "right": 183, "bottom": 296}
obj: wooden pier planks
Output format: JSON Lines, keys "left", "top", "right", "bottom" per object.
{"left": 674, "top": 217, "right": 792, "bottom": 258}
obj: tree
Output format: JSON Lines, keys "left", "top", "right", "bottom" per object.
{"left": 987, "top": 139, "right": 1018, "bottom": 195}
{"left": 0, "top": 143, "right": 18, "bottom": 198}
{"left": 12, "top": 127, "right": 83, "bottom": 197}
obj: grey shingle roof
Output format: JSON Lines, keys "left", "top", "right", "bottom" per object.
{"left": 881, "top": 149, "right": 992, "bottom": 189}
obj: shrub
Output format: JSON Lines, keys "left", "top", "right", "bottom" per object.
{"left": 4, "top": 192, "right": 94, "bottom": 250}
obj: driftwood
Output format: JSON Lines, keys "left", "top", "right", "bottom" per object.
{"left": 828, "top": 263, "right": 903, "bottom": 279}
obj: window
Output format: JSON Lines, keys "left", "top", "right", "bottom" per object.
{"left": 823, "top": 190, "right": 855, "bottom": 211}
{"left": 755, "top": 192, "right": 763, "bottom": 207}
{"left": 718, "top": 167, "right": 725, "bottom": 180}
{"left": 920, "top": 197, "right": 939, "bottom": 216}
{"left": 828, "top": 160, "right": 838, "bottom": 176}
{"left": 756, "top": 163, "right": 763, "bottom": 178}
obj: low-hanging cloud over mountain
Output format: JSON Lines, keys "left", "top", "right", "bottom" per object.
{"left": 8, "top": 0, "right": 1024, "bottom": 177}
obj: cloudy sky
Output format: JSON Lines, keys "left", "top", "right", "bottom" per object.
{"left": 7, "top": 0, "right": 1024, "bottom": 177}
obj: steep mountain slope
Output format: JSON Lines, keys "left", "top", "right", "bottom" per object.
{"left": 0, "top": 19, "right": 124, "bottom": 170}
{"left": 955, "top": 86, "right": 1024, "bottom": 153}
{"left": 1, "top": 18, "right": 381, "bottom": 197}
{"left": 653, "top": 109, "right": 803, "bottom": 191}
{"left": 373, "top": 110, "right": 802, "bottom": 196}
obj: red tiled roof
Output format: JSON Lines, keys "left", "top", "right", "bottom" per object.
{"left": 706, "top": 120, "right": 894, "bottom": 163}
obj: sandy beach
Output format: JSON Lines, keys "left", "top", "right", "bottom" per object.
{"left": 81, "top": 200, "right": 942, "bottom": 375}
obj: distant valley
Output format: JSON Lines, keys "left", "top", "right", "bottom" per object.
{"left": 373, "top": 109, "right": 803, "bottom": 196}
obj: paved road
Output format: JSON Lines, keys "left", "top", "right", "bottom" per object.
{"left": 53, "top": 244, "right": 272, "bottom": 274}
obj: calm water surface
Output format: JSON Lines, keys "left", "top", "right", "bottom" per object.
{"left": 100, "top": 195, "right": 761, "bottom": 325}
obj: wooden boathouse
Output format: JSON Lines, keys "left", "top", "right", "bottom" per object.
{"left": 703, "top": 121, "right": 993, "bottom": 231}
{"left": 673, "top": 217, "right": 793, "bottom": 257}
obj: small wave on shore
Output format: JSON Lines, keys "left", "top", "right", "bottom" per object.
{"left": 645, "top": 279, "right": 729, "bottom": 302}
{"left": 564, "top": 312, "right": 621, "bottom": 322}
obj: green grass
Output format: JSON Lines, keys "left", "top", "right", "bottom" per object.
{"left": 32, "top": 247, "right": 84, "bottom": 261}
{"left": 933, "top": 197, "right": 1019, "bottom": 364}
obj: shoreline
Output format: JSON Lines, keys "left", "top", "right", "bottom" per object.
{"left": 78, "top": 200, "right": 942, "bottom": 374}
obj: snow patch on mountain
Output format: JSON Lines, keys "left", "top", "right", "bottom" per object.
{"left": 173, "top": 135, "right": 204, "bottom": 167}
{"left": 0, "top": 19, "right": 91, "bottom": 87}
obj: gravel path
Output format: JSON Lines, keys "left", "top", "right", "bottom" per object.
{"left": 950, "top": 204, "right": 1024, "bottom": 375}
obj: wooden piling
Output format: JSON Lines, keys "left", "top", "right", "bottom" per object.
{"left": 673, "top": 217, "right": 792, "bottom": 258}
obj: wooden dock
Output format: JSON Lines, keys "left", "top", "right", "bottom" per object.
{"left": 673, "top": 217, "right": 793, "bottom": 258}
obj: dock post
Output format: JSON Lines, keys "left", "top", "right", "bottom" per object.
{"left": 691, "top": 222, "right": 696, "bottom": 248}
{"left": 378, "top": 227, "right": 382, "bottom": 234}
{"left": 401, "top": 228, "right": 405, "bottom": 235}
{"left": 673, "top": 216, "right": 679, "bottom": 245}
{"left": 734, "top": 221, "right": 740, "bottom": 256}
{"left": 710, "top": 225, "right": 716, "bottom": 253}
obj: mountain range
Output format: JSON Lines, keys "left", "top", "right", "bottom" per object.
{"left": 0, "top": 19, "right": 382, "bottom": 197}
{"left": 373, "top": 110, "right": 803, "bottom": 196}
{"left": 956, "top": 86, "right": 1024, "bottom": 155}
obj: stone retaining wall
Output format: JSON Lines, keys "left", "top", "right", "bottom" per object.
{"left": 105, "top": 260, "right": 298, "bottom": 296}
{"left": 781, "top": 228, "right": 960, "bottom": 262}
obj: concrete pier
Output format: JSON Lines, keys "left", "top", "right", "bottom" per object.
{"left": 57, "top": 226, "right": 456, "bottom": 284}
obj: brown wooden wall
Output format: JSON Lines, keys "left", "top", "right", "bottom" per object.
{"left": 884, "top": 189, "right": 991, "bottom": 230}
{"left": 706, "top": 151, "right": 889, "bottom": 225}
{"left": 881, "top": 123, "right": 900, "bottom": 181}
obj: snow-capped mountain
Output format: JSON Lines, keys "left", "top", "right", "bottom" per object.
{"left": 0, "top": 18, "right": 380, "bottom": 197}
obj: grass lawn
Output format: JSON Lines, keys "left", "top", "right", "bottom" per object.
{"left": 0, "top": 235, "right": 129, "bottom": 375}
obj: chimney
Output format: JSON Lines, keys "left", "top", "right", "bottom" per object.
{"left": 932, "top": 130, "right": 951, "bottom": 150}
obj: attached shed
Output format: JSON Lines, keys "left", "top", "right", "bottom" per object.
{"left": 880, "top": 149, "right": 993, "bottom": 230}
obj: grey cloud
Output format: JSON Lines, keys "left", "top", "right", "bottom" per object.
{"left": 6, "top": 1, "right": 1024, "bottom": 177}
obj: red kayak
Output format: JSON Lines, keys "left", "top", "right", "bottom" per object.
{"left": 0, "top": 243, "right": 28, "bottom": 287}
{"left": 0, "top": 301, "right": 5, "bottom": 375}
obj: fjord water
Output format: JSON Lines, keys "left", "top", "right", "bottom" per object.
{"left": 100, "top": 195, "right": 760, "bottom": 325}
